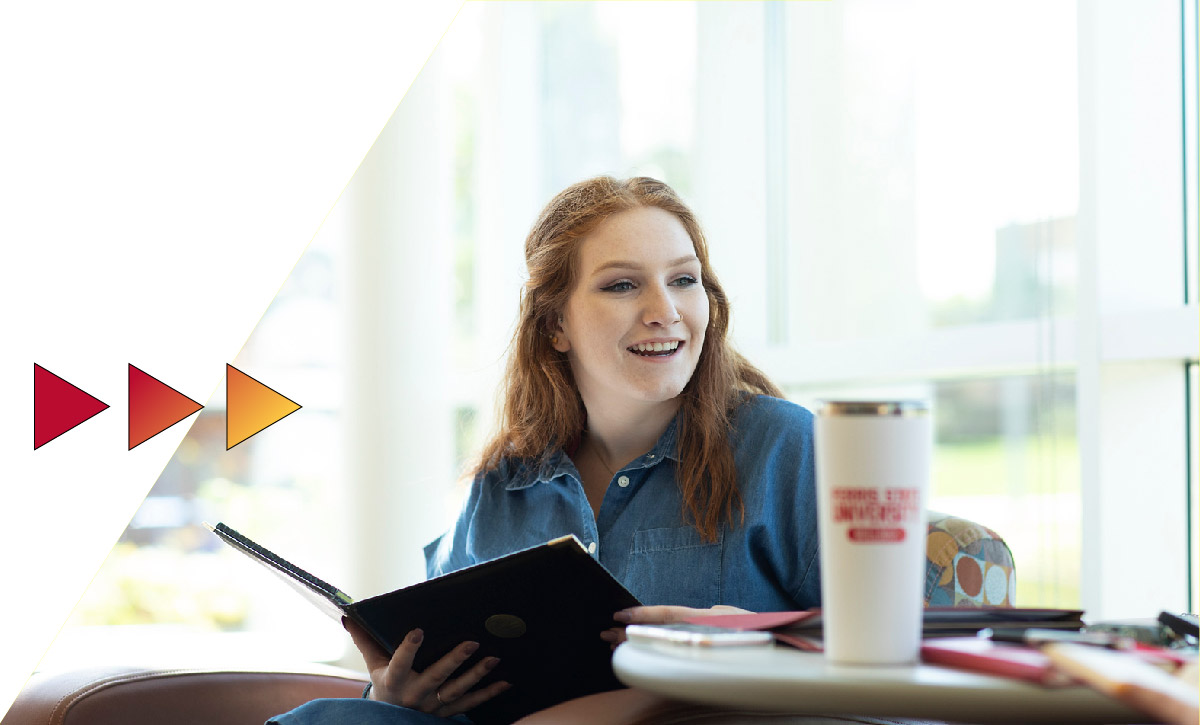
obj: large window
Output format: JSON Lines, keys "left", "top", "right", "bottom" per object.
{"left": 767, "top": 0, "right": 1085, "bottom": 610}
{"left": 50, "top": 0, "right": 1197, "bottom": 669}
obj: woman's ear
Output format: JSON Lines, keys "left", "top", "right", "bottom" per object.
{"left": 548, "top": 313, "right": 571, "bottom": 353}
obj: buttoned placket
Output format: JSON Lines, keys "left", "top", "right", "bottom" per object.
{"left": 521, "top": 421, "right": 680, "bottom": 563}
{"left": 594, "top": 452, "right": 670, "bottom": 560}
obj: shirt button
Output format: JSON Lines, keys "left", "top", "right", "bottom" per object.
{"left": 587, "top": 541, "right": 598, "bottom": 554}
{"left": 617, "top": 475, "right": 630, "bottom": 487}
{"left": 647, "top": 454, "right": 656, "bottom": 459}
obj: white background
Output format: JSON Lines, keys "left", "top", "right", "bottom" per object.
{"left": 0, "top": 1, "right": 461, "bottom": 715}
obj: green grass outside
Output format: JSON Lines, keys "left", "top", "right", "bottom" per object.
{"left": 933, "top": 438, "right": 1080, "bottom": 497}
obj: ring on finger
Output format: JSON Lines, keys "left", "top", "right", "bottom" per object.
{"left": 436, "top": 688, "right": 450, "bottom": 707}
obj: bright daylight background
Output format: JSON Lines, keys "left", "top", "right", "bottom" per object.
{"left": 42, "top": 0, "right": 1198, "bottom": 670}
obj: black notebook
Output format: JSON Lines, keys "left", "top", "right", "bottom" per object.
{"left": 208, "top": 522, "right": 641, "bottom": 724}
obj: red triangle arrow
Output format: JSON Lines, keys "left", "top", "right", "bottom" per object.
{"left": 128, "top": 364, "right": 204, "bottom": 450}
{"left": 34, "top": 364, "right": 110, "bottom": 449}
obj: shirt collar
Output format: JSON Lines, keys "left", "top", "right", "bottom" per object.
{"left": 505, "top": 415, "right": 681, "bottom": 490}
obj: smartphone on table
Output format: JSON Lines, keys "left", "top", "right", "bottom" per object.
{"left": 625, "top": 623, "right": 773, "bottom": 647}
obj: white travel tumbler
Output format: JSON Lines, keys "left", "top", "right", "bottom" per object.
{"left": 815, "top": 401, "right": 930, "bottom": 665}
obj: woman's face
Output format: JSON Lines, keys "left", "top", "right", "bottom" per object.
{"left": 553, "top": 205, "right": 710, "bottom": 413}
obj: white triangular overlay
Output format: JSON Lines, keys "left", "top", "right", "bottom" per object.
{"left": 0, "top": 1, "right": 462, "bottom": 716}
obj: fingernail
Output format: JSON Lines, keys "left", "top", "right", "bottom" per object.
{"left": 463, "top": 641, "right": 480, "bottom": 655}
{"left": 613, "top": 610, "right": 631, "bottom": 622}
{"left": 484, "top": 656, "right": 500, "bottom": 670}
{"left": 599, "top": 631, "right": 616, "bottom": 642}
{"left": 409, "top": 629, "right": 424, "bottom": 644}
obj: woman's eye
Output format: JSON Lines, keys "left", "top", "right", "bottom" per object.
{"left": 601, "top": 280, "right": 635, "bottom": 292}
{"left": 671, "top": 275, "right": 699, "bottom": 287}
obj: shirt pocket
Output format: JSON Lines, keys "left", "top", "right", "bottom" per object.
{"left": 626, "top": 526, "right": 723, "bottom": 608}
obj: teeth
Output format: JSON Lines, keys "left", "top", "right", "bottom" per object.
{"left": 631, "top": 341, "right": 680, "bottom": 353}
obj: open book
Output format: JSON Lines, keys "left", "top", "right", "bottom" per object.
{"left": 208, "top": 523, "right": 640, "bottom": 724}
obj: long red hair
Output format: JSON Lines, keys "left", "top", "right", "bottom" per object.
{"left": 474, "top": 176, "right": 782, "bottom": 541}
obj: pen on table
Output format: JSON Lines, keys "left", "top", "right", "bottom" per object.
{"left": 978, "top": 627, "right": 1134, "bottom": 650}
{"left": 1157, "top": 611, "right": 1199, "bottom": 640}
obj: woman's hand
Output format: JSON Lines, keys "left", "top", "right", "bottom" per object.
{"left": 599, "top": 605, "right": 752, "bottom": 648}
{"left": 345, "top": 617, "right": 511, "bottom": 716}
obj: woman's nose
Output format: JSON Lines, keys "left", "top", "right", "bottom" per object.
{"left": 642, "top": 285, "right": 681, "bottom": 327}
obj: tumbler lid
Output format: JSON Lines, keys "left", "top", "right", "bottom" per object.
{"left": 818, "top": 400, "right": 929, "bottom": 417}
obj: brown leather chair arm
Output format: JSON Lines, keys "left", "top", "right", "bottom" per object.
{"left": 1, "top": 665, "right": 367, "bottom": 725}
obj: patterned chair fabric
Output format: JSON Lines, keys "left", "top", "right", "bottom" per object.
{"left": 923, "top": 511, "right": 1016, "bottom": 607}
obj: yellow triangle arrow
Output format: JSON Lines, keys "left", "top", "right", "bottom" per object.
{"left": 225, "top": 363, "right": 301, "bottom": 450}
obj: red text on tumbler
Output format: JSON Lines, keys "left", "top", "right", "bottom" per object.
{"left": 831, "top": 487, "right": 920, "bottom": 543}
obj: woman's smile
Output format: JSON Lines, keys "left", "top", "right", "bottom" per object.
{"left": 627, "top": 339, "right": 684, "bottom": 359}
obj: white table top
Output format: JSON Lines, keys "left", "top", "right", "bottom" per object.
{"left": 613, "top": 640, "right": 1147, "bottom": 723}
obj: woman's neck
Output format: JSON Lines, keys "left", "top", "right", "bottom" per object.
{"left": 582, "top": 398, "right": 680, "bottom": 470}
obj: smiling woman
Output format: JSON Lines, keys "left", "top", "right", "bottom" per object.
{"left": 269, "top": 177, "right": 822, "bottom": 724}
{"left": 476, "top": 177, "right": 787, "bottom": 544}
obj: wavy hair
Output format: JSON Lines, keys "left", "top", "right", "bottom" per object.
{"left": 474, "top": 176, "right": 783, "bottom": 541}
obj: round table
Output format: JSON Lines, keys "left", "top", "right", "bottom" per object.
{"left": 613, "top": 640, "right": 1145, "bottom": 724}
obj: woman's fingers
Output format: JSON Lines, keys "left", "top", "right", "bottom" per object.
{"left": 708, "top": 605, "right": 752, "bottom": 615}
{"left": 600, "top": 626, "right": 627, "bottom": 649}
{"left": 613, "top": 604, "right": 752, "bottom": 625}
{"left": 608, "top": 607, "right": 705, "bottom": 653}
{"left": 436, "top": 654, "right": 502, "bottom": 702}
{"left": 613, "top": 605, "right": 706, "bottom": 624}
{"left": 342, "top": 621, "right": 506, "bottom": 715}
{"left": 608, "top": 605, "right": 756, "bottom": 650}
{"left": 343, "top": 620, "right": 426, "bottom": 705}
{"left": 410, "top": 639, "right": 480, "bottom": 698}
{"left": 381, "top": 629, "right": 424, "bottom": 691}
{"left": 438, "top": 679, "right": 512, "bottom": 717}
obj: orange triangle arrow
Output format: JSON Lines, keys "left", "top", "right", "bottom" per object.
{"left": 225, "top": 363, "right": 301, "bottom": 450}
{"left": 128, "top": 364, "right": 204, "bottom": 450}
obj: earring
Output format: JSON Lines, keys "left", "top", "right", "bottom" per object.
{"left": 551, "top": 314, "right": 564, "bottom": 346}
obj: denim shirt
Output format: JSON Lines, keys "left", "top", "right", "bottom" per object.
{"left": 423, "top": 395, "right": 822, "bottom": 612}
